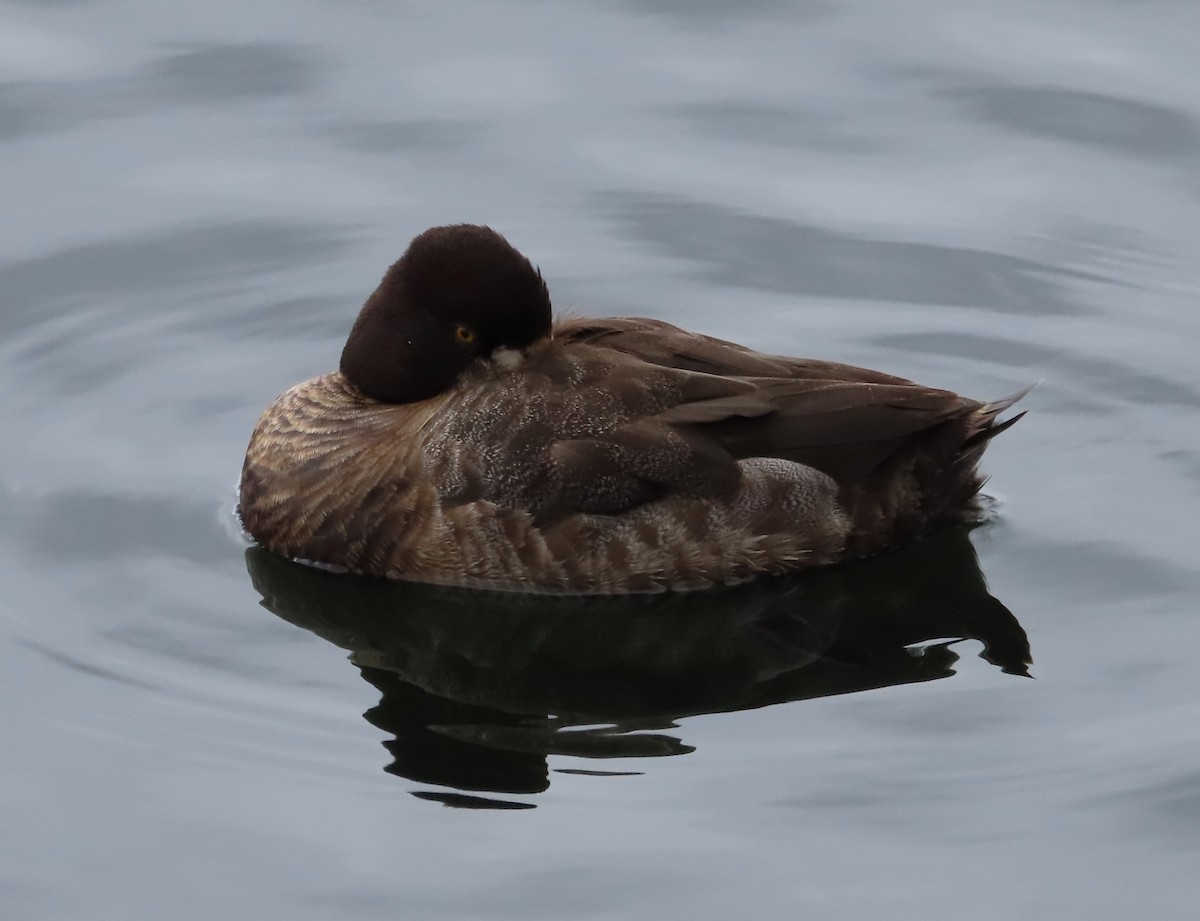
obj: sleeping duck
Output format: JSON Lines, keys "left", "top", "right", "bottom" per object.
{"left": 240, "top": 224, "right": 1027, "bottom": 593}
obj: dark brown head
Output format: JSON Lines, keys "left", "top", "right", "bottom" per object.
{"left": 340, "top": 224, "right": 553, "bottom": 403}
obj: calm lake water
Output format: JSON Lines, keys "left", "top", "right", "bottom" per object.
{"left": 4, "top": 0, "right": 1200, "bottom": 918}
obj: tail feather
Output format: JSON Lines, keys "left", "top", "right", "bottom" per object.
{"left": 962, "top": 383, "right": 1036, "bottom": 449}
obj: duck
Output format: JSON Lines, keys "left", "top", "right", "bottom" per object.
{"left": 239, "top": 224, "right": 1027, "bottom": 594}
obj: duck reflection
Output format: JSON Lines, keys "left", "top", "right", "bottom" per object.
{"left": 245, "top": 525, "right": 1030, "bottom": 809}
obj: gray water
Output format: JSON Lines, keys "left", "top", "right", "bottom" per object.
{"left": 4, "top": 0, "right": 1200, "bottom": 918}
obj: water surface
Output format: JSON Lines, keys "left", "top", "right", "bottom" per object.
{"left": 3, "top": 0, "right": 1200, "bottom": 918}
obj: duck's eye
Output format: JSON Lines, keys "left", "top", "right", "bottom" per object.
{"left": 454, "top": 324, "right": 476, "bottom": 344}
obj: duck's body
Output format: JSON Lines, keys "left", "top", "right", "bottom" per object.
{"left": 240, "top": 225, "right": 1025, "bottom": 593}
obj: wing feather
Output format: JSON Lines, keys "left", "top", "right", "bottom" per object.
{"left": 553, "top": 316, "right": 979, "bottom": 484}
{"left": 436, "top": 317, "right": 1005, "bottom": 524}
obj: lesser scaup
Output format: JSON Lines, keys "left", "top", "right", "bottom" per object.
{"left": 240, "top": 224, "right": 1027, "bottom": 593}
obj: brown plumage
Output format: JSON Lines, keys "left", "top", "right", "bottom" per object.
{"left": 240, "top": 224, "right": 1028, "bottom": 593}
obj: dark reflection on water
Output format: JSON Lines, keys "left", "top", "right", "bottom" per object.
{"left": 246, "top": 525, "right": 1030, "bottom": 810}
{"left": 0, "top": 84, "right": 62, "bottom": 142}
{"left": 324, "top": 118, "right": 488, "bottom": 155}
{"left": 943, "top": 86, "right": 1200, "bottom": 160}
{"left": 0, "top": 221, "right": 351, "bottom": 334}
{"left": 669, "top": 101, "right": 884, "bottom": 154}
{"left": 148, "top": 43, "right": 323, "bottom": 103}
{"left": 605, "top": 194, "right": 1097, "bottom": 314}
{"left": 872, "top": 332, "right": 1200, "bottom": 410}
{"left": 621, "top": 0, "right": 834, "bottom": 23}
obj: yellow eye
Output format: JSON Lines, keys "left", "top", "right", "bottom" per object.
{"left": 454, "top": 324, "right": 476, "bottom": 344}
